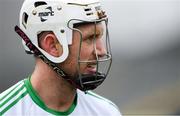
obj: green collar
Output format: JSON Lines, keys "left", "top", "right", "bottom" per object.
{"left": 24, "top": 76, "right": 77, "bottom": 115}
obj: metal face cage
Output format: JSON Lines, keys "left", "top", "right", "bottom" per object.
{"left": 68, "top": 18, "right": 112, "bottom": 91}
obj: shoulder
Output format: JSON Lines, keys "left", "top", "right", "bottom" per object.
{"left": 77, "top": 90, "right": 121, "bottom": 115}
{"left": 0, "top": 79, "right": 28, "bottom": 115}
{"left": 0, "top": 80, "right": 26, "bottom": 99}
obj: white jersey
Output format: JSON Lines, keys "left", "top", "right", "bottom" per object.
{"left": 0, "top": 77, "right": 121, "bottom": 116}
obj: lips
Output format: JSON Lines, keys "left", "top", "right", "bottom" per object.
{"left": 85, "top": 64, "right": 97, "bottom": 74}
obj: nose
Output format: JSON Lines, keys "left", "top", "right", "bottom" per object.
{"left": 94, "top": 39, "right": 107, "bottom": 57}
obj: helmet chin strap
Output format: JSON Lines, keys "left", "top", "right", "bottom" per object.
{"left": 15, "top": 25, "right": 106, "bottom": 91}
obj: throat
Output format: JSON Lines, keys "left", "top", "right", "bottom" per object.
{"left": 31, "top": 73, "right": 76, "bottom": 112}
{"left": 45, "top": 92, "right": 77, "bottom": 112}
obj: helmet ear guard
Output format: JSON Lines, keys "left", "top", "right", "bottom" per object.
{"left": 20, "top": 2, "right": 70, "bottom": 63}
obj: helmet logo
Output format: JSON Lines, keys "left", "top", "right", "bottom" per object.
{"left": 38, "top": 6, "right": 54, "bottom": 22}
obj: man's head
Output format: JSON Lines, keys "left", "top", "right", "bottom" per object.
{"left": 18, "top": 0, "right": 112, "bottom": 91}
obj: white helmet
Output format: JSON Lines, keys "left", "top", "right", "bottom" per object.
{"left": 20, "top": 0, "right": 106, "bottom": 63}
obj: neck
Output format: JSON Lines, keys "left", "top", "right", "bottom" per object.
{"left": 31, "top": 58, "right": 76, "bottom": 112}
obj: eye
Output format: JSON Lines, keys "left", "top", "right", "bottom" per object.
{"left": 84, "top": 34, "right": 100, "bottom": 44}
{"left": 89, "top": 34, "right": 100, "bottom": 40}
{"left": 82, "top": 31, "right": 103, "bottom": 46}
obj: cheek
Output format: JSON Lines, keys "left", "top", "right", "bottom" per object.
{"left": 79, "top": 49, "right": 91, "bottom": 61}
{"left": 79, "top": 43, "right": 94, "bottom": 60}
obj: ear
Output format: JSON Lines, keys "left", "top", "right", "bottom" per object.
{"left": 40, "top": 33, "right": 63, "bottom": 57}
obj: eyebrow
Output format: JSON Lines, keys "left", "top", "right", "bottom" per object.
{"left": 73, "top": 21, "right": 104, "bottom": 40}
{"left": 83, "top": 25, "right": 103, "bottom": 40}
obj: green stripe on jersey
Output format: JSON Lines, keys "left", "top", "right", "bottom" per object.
{"left": 87, "top": 91, "right": 119, "bottom": 110}
{"left": 0, "top": 85, "right": 25, "bottom": 108}
{"left": 0, "top": 80, "right": 23, "bottom": 101}
{"left": 1, "top": 90, "right": 28, "bottom": 115}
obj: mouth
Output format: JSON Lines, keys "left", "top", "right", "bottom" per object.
{"left": 85, "top": 63, "right": 97, "bottom": 74}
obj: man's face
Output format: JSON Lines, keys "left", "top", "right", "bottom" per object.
{"left": 59, "top": 23, "right": 107, "bottom": 78}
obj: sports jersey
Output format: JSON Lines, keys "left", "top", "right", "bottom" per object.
{"left": 0, "top": 77, "right": 121, "bottom": 116}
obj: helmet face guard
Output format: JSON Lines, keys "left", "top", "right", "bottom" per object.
{"left": 68, "top": 18, "right": 112, "bottom": 91}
